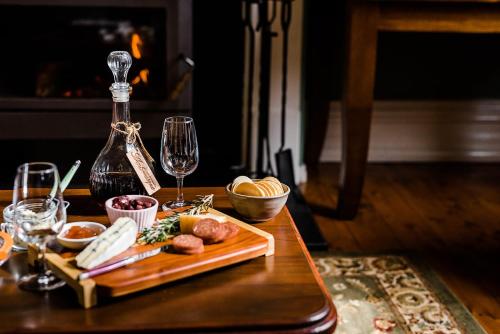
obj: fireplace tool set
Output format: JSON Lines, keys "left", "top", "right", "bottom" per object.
{"left": 241, "top": 0, "right": 327, "bottom": 250}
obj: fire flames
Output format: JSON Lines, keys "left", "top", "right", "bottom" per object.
{"left": 131, "top": 69, "right": 149, "bottom": 85}
{"left": 131, "top": 33, "right": 143, "bottom": 60}
{"left": 130, "top": 33, "right": 149, "bottom": 87}
{"left": 36, "top": 31, "right": 151, "bottom": 98}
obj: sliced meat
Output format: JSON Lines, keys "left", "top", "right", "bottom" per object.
{"left": 172, "top": 234, "right": 204, "bottom": 254}
{"left": 182, "top": 244, "right": 204, "bottom": 255}
{"left": 193, "top": 218, "right": 227, "bottom": 244}
{"left": 222, "top": 223, "right": 240, "bottom": 241}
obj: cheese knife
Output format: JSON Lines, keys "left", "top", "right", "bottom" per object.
{"left": 78, "top": 246, "right": 166, "bottom": 281}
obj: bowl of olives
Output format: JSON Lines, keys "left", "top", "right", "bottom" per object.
{"left": 105, "top": 195, "right": 158, "bottom": 232}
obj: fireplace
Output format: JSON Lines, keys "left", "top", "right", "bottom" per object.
{"left": 0, "top": 0, "right": 191, "bottom": 111}
{"left": 0, "top": 0, "right": 245, "bottom": 189}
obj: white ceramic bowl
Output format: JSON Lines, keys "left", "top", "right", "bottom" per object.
{"left": 57, "top": 222, "right": 107, "bottom": 250}
{"left": 105, "top": 195, "right": 159, "bottom": 232}
{"left": 225, "top": 182, "right": 290, "bottom": 222}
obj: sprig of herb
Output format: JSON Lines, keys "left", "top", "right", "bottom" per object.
{"left": 137, "top": 214, "right": 179, "bottom": 244}
{"left": 138, "top": 194, "right": 214, "bottom": 244}
{"left": 186, "top": 194, "right": 214, "bottom": 215}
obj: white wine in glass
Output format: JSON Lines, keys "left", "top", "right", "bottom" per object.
{"left": 12, "top": 162, "right": 67, "bottom": 291}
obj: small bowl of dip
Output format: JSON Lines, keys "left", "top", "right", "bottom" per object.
{"left": 57, "top": 222, "right": 106, "bottom": 250}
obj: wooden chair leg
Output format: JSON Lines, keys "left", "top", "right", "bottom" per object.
{"left": 337, "top": 0, "right": 378, "bottom": 219}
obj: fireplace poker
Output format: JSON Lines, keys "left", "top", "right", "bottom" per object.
{"left": 257, "top": 0, "right": 278, "bottom": 177}
{"left": 275, "top": 0, "right": 292, "bottom": 183}
{"left": 273, "top": 0, "right": 328, "bottom": 251}
{"left": 242, "top": 0, "right": 257, "bottom": 171}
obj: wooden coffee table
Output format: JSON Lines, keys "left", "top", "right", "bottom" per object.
{"left": 0, "top": 187, "right": 336, "bottom": 333}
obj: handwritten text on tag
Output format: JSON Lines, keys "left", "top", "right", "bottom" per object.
{"left": 126, "top": 149, "right": 161, "bottom": 195}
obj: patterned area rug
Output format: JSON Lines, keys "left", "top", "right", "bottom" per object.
{"left": 312, "top": 254, "right": 487, "bottom": 334}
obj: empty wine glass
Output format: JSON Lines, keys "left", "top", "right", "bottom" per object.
{"left": 12, "top": 162, "right": 67, "bottom": 291}
{"left": 161, "top": 116, "right": 199, "bottom": 210}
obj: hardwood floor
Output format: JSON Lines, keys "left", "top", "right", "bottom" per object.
{"left": 301, "top": 163, "right": 500, "bottom": 334}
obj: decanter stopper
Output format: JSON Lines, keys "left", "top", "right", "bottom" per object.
{"left": 108, "top": 51, "right": 132, "bottom": 102}
{"left": 108, "top": 51, "right": 132, "bottom": 89}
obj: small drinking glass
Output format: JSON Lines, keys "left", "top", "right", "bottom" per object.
{"left": 2, "top": 201, "right": 69, "bottom": 252}
{"left": 2, "top": 204, "right": 28, "bottom": 251}
{"left": 161, "top": 116, "right": 199, "bottom": 210}
{"left": 12, "top": 162, "right": 67, "bottom": 291}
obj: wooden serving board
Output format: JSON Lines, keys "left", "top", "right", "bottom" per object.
{"left": 45, "top": 209, "right": 274, "bottom": 308}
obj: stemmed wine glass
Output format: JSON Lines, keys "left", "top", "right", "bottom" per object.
{"left": 12, "top": 162, "right": 67, "bottom": 291}
{"left": 161, "top": 116, "right": 199, "bottom": 210}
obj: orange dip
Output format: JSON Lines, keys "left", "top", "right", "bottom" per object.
{"left": 64, "top": 226, "right": 101, "bottom": 239}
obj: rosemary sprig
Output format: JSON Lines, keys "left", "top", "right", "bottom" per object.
{"left": 186, "top": 194, "right": 214, "bottom": 215}
{"left": 137, "top": 214, "right": 179, "bottom": 244}
{"left": 138, "top": 194, "right": 214, "bottom": 244}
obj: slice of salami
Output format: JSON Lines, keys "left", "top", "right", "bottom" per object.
{"left": 172, "top": 234, "right": 204, "bottom": 254}
{"left": 193, "top": 218, "right": 226, "bottom": 244}
{"left": 182, "top": 244, "right": 205, "bottom": 255}
{"left": 222, "top": 223, "right": 240, "bottom": 241}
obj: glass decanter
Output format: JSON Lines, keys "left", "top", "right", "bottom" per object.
{"left": 89, "top": 51, "right": 155, "bottom": 203}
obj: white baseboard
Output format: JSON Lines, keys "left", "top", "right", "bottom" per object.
{"left": 320, "top": 100, "right": 500, "bottom": 162}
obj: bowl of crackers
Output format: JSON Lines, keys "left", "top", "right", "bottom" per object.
{"left": 225, "top": 176, "right": 290, "bottom": 222}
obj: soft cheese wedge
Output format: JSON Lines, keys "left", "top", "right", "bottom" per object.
{"left": 179, "top": 213, "right": 227, "bottom": 234}
{"left": 76, "top": 217, "right": 137, "bottom": 270}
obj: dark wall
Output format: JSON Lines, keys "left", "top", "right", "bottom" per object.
{"left": 192, "top": 0, "right": 244, "bottom": 184}
{"left": 305, "top": 0, "right": 500, "bottom": 100}
{"left": 377, "top": 32, "right": 500, "bottom": 99}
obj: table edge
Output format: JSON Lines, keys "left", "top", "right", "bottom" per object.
{"left": 0, "top": 188, "right": 337, "bottom": 333}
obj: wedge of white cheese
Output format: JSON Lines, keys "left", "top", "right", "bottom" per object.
{"left": 76, "top": 217, "right": 137, "bottom": 270}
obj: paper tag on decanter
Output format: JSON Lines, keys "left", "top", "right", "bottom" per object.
{"left": 126, "top": 149, "right": 161, "bottom": 195}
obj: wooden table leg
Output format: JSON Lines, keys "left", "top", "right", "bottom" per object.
{"left": 304, "top": 93, "right": 332, "bottom": 169}
{"left": 337, "top": 0, "right": 378, "bottom": 219}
